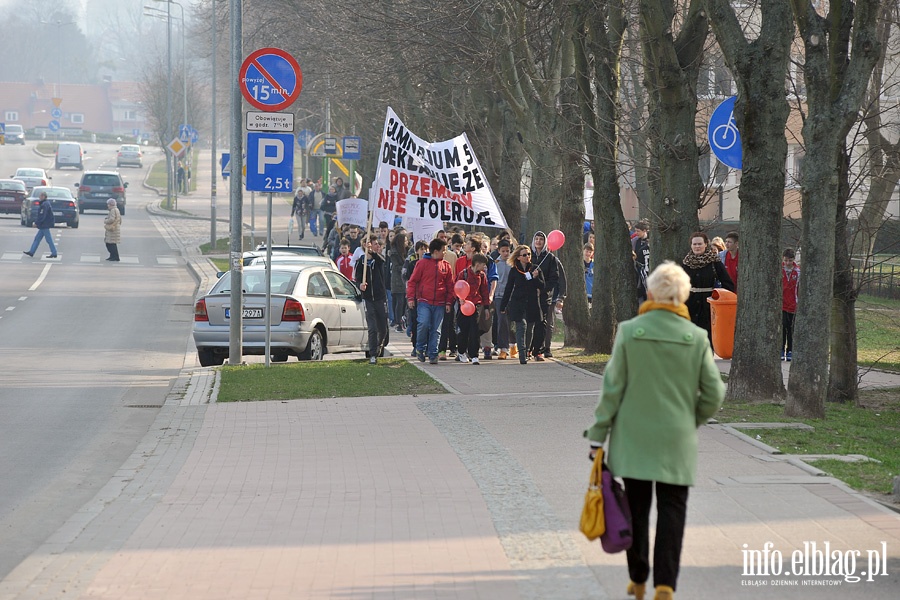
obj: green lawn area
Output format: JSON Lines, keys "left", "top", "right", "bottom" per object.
{"left": 200, "top": 236, "right": 255, "bottom": 255}
{"left": 856, "top": 295, "right": 900, "bottom": 372}
{"left": 553, "top": 298, "right": 899, "bottom": 500}
{"left": 714, "top": 388, "right": 900, "bottom": 497}
{"left": 216, "top": 359, "right": 446, "bottom": 402}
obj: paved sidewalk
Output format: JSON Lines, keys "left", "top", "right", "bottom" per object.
{"left": 1, "top": 151, "right": 898, "bottom": 599}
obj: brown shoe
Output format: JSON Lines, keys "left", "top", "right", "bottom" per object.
{"left": 535, "top": 354, "right": 545, "bottom": 362}
{"left": 498, "top": 350, "right": 508, "bottom": 360}
{"left": 627, "top": 581, "right": 646, "bottom": 600}
{"left": 654, "top": 585, "right": 674, "bottom": 600}
{"left": 510, "top": 346, "right": 518, "bottom": 357}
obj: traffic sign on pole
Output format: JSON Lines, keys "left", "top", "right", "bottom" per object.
{"left": 708, "top": 96, "right": 742, "bottom": 170}
{"left": 239, "top": 47, "right": 303, "bottom": 112}
{"left": 48, "top": 120, "right": 61, "bottom": 132}
{"left": 221, "top": 153, "right": 231, "bottom": 178}
{"left": 51, "top": 108, "right": 62, "bottom": 119}
{"left": 297, "top": 129, "right": 313, "bottom": 150}
{"left": 342, "top": 136, "right": 361, "bottom": 160}
{"left": 246, "top": 132, "right": 294, "bottom": 192}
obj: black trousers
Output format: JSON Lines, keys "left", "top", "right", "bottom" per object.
{"left": 363, "top": 298, "right": 388, "bottom": 357}
{"left": 456, "top": 311, "right": 480, "bottom": 358}
{"left": 105, "top": 242, "right": 120, "bottom": 261}
{"left": 530, "top": 301, "right": 551, "bottom": 355}
{"left": 623, "top": 478, "right": 689, "bottom": 591}
{"left": 782, "top": 311, "right": 795, "bottom": 353}
{"left": 438, "top": 302, "right": 457, "bottom": 353}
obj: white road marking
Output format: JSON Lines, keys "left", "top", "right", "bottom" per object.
{"left": 18, "top": 297, "right": 27, "bottom": 301}
{"left": 81, "top": 255, "right": 102, "bottom": 263}
{"left": 5, "top": 307, "right": 14, "bottom": 312}
{"left": 1, "top": 252, "right": 24, "bottom": 261}
{"left": 157, "top": 256, "right": 179, "bottom": 265}
{"left": 29, "top": 264, "right": 52, "bottom": 291}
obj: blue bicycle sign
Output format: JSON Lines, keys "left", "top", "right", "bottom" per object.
{"left": 708, "top": 96, "right": 742, "bottom": 170}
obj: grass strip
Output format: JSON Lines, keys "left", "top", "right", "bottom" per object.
{"left": 217, "top": 358, "right": 447, "bottom": 402}
{"left": 715, "top": 388, "right": 900, "bottom": 497}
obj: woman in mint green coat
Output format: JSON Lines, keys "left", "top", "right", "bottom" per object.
{"left": 585, "top": 261, "right": 725, "bottom": 600}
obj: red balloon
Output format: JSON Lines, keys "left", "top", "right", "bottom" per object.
{"left": 461, "top": 300, "right": 476, "bottom": 316}
{"left": 547, "top": 229, "right": 565, "bottom": 251}
{"left": 454, "top": 280, "right": 470, "bottom": 300}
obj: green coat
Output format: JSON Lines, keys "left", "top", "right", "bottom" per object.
{"left": 584, "top": 308, "right": 725, "bottom": 486}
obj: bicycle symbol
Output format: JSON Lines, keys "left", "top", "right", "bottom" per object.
{"left": 712, "top": 111, "right": 739, "bottom": 151}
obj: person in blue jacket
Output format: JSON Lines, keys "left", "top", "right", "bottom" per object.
{"left": 23, "top": 191, "right": 57, "bottom": 258}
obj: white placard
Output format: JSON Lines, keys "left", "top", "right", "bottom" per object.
{"left": 404, "top": 216, "right": 444, "bottom": 243}
{"left": 246, "top": 111, "right": 295, "bottom": 132}
{"left": 336, "top": 198, "right": 368, "bottom": 228}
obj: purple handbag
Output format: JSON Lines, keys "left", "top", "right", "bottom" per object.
{"left": 599, "top": 463, "right": 633, "bottom": 553}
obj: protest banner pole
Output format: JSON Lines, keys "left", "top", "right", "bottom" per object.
{"left": 360, "top": 205, "right": 375, "bottom": 288}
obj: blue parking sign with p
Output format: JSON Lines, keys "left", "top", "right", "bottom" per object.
{"left": 246, "top": 132, "right": 294, "bottom": 193}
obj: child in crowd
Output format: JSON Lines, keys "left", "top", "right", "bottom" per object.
{"left": 336, "top": 240, "right": 354, "bottom": 279}
{"left": 781, "top": 248, "right": 800, "bottom": 361}
{"left": 493, "top": 240, "right": 513, "bottom": 359}
{"left": 403, "top": 241, "right": 428, "bottom": 353}
{"left": 583, "top": 242, "right": 594, "bottom": 305}
{"left": 455, "top": 253, "right": 490, "bottom": 364}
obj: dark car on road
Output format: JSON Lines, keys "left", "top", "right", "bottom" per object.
{"left": 22, "top": 186, "right": 79, "bottom": 228}
{"left": 4, "top": 124, "right": 25, "bottom": 145}
{"left": 74, "top": 170, "right": 127, "bottom": 214}
{"left": 0, "top": 179, "right": 27, "bottom": 216}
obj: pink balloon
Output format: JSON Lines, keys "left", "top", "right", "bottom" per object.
{"left": 461, "top": 300, "right": 476, "bottom": 316}
{"left": 546, "top": 229, "right": 565, "bottom": 251}
{"left": 454, "top": 280, "right": 470, "bottom": 300}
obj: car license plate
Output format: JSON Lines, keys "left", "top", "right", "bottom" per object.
{"left": 224, "top": 308, "right": 264, "bottom": 318}
{"left": 53, "top": 211, "right": 65, "bottom": 217}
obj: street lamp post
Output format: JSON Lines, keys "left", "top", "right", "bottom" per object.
{"left": 39, "top": 19, "right": 76, "bottom": 137}
{"left": 142, "top": 4, "right": 172, "bottom": 207}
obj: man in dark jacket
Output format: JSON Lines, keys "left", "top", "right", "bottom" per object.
{"left": 355, "top": 235, "right": 389, "bottom": 364}
{"left": 24, "top": 191, "right": 57, "bottom": 258}
{"left": 529, "top": 231, "right": 560, "bottom": 358}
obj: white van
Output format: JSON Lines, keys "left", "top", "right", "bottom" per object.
{"left": 55, "top": 142, "right": 84, "bottom": 170}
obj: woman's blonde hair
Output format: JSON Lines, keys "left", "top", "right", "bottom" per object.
{"left": 507, "top": 244, "right": 531, "bottom": 266}
{"left": 646, "top": 261, "right": 690, "bottom": 305}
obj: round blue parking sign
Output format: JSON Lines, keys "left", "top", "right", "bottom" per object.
{"left": 708, "top": 96, "right": 742, "bottom": 170}
{"left": 239, "top": 47, "right": 303, "bottom": 112}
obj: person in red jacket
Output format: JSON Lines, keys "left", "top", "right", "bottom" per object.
{"left": 335, "top": 240, "right": 354, "bottom": 279}
{"left": 455, "top": 253, "right": 490, "bottom": 364}
{"left": 781, "top": 248, "right": 800, "bottom": 361}
{"left": 406, "top": 238, "right": 455, "bottom": 364}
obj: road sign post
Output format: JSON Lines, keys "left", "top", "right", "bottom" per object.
{"left": 246, "top": 132, "right": 294, "bottom": 193}
{"left": 239, "top": 48, "right": 303, "bottom": 112}
{"left": 708, "top": 96, "right": 742, "bottom": 170}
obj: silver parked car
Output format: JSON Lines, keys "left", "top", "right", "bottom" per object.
{"left": 192, "top": 264, "right": 368, "bottom": 366}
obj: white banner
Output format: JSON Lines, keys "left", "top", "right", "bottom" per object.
{"left": 370, "top": 107, "right": 507, "bottom": 229}
{"left": 336, "top": 198, "right": 368, "bottom": 228}
{"left": 404, "top": 216, "right": 444, "bottom": 243}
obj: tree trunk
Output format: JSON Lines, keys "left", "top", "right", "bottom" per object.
{"left": 706, "top": 0, "right": 793, "bottom": 403}
{"left": 786, "top": 0, "right": 881, "bottom": 419}
{"left": 641, "top": 0, "right": 705, "bottom": 265}
{"left": 828, "top": 146, "right": 859, "bottom": 404}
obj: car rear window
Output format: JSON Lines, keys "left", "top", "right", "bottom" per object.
{"left": 7, "top": 125, "right": 23, "bottom": 133}
{"left": 0, "top": 181, "right": 25, "bottom": 191}
{"left": 121, "top": 146, "right": 140, "bottom": 152}
{"left": 210, "top": 271, "right": 300, "bottom": 295}
{"left": 82, "top": 174, "right": 122, "bottom": 186}
{"left": 16, "top": 169, "right": 43, "bottom": 177}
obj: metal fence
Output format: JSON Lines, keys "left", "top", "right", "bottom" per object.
{"left": 854, "top": 260, "right": 900, "bottom": 300}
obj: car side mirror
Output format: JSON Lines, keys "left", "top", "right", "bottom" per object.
{"left": 124, "top": 182, "right": 129, "bottom": 188}
{"left": 74, "top": 183, "right": 79, "bottom": 187}
{"left": 216, "top": 271, "right": 226, "bottom": 279}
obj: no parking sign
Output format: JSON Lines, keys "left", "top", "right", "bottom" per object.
{"left": 239, "top": 48, "right": 303, "bottom": 112}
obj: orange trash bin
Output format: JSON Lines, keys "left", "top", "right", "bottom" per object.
{"left": 707, "top": 289, "right": 737, "bottom": 359}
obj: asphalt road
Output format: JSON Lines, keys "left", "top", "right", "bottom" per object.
{"left": 0, "top": 141, "right": 197, "bottom": 578}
